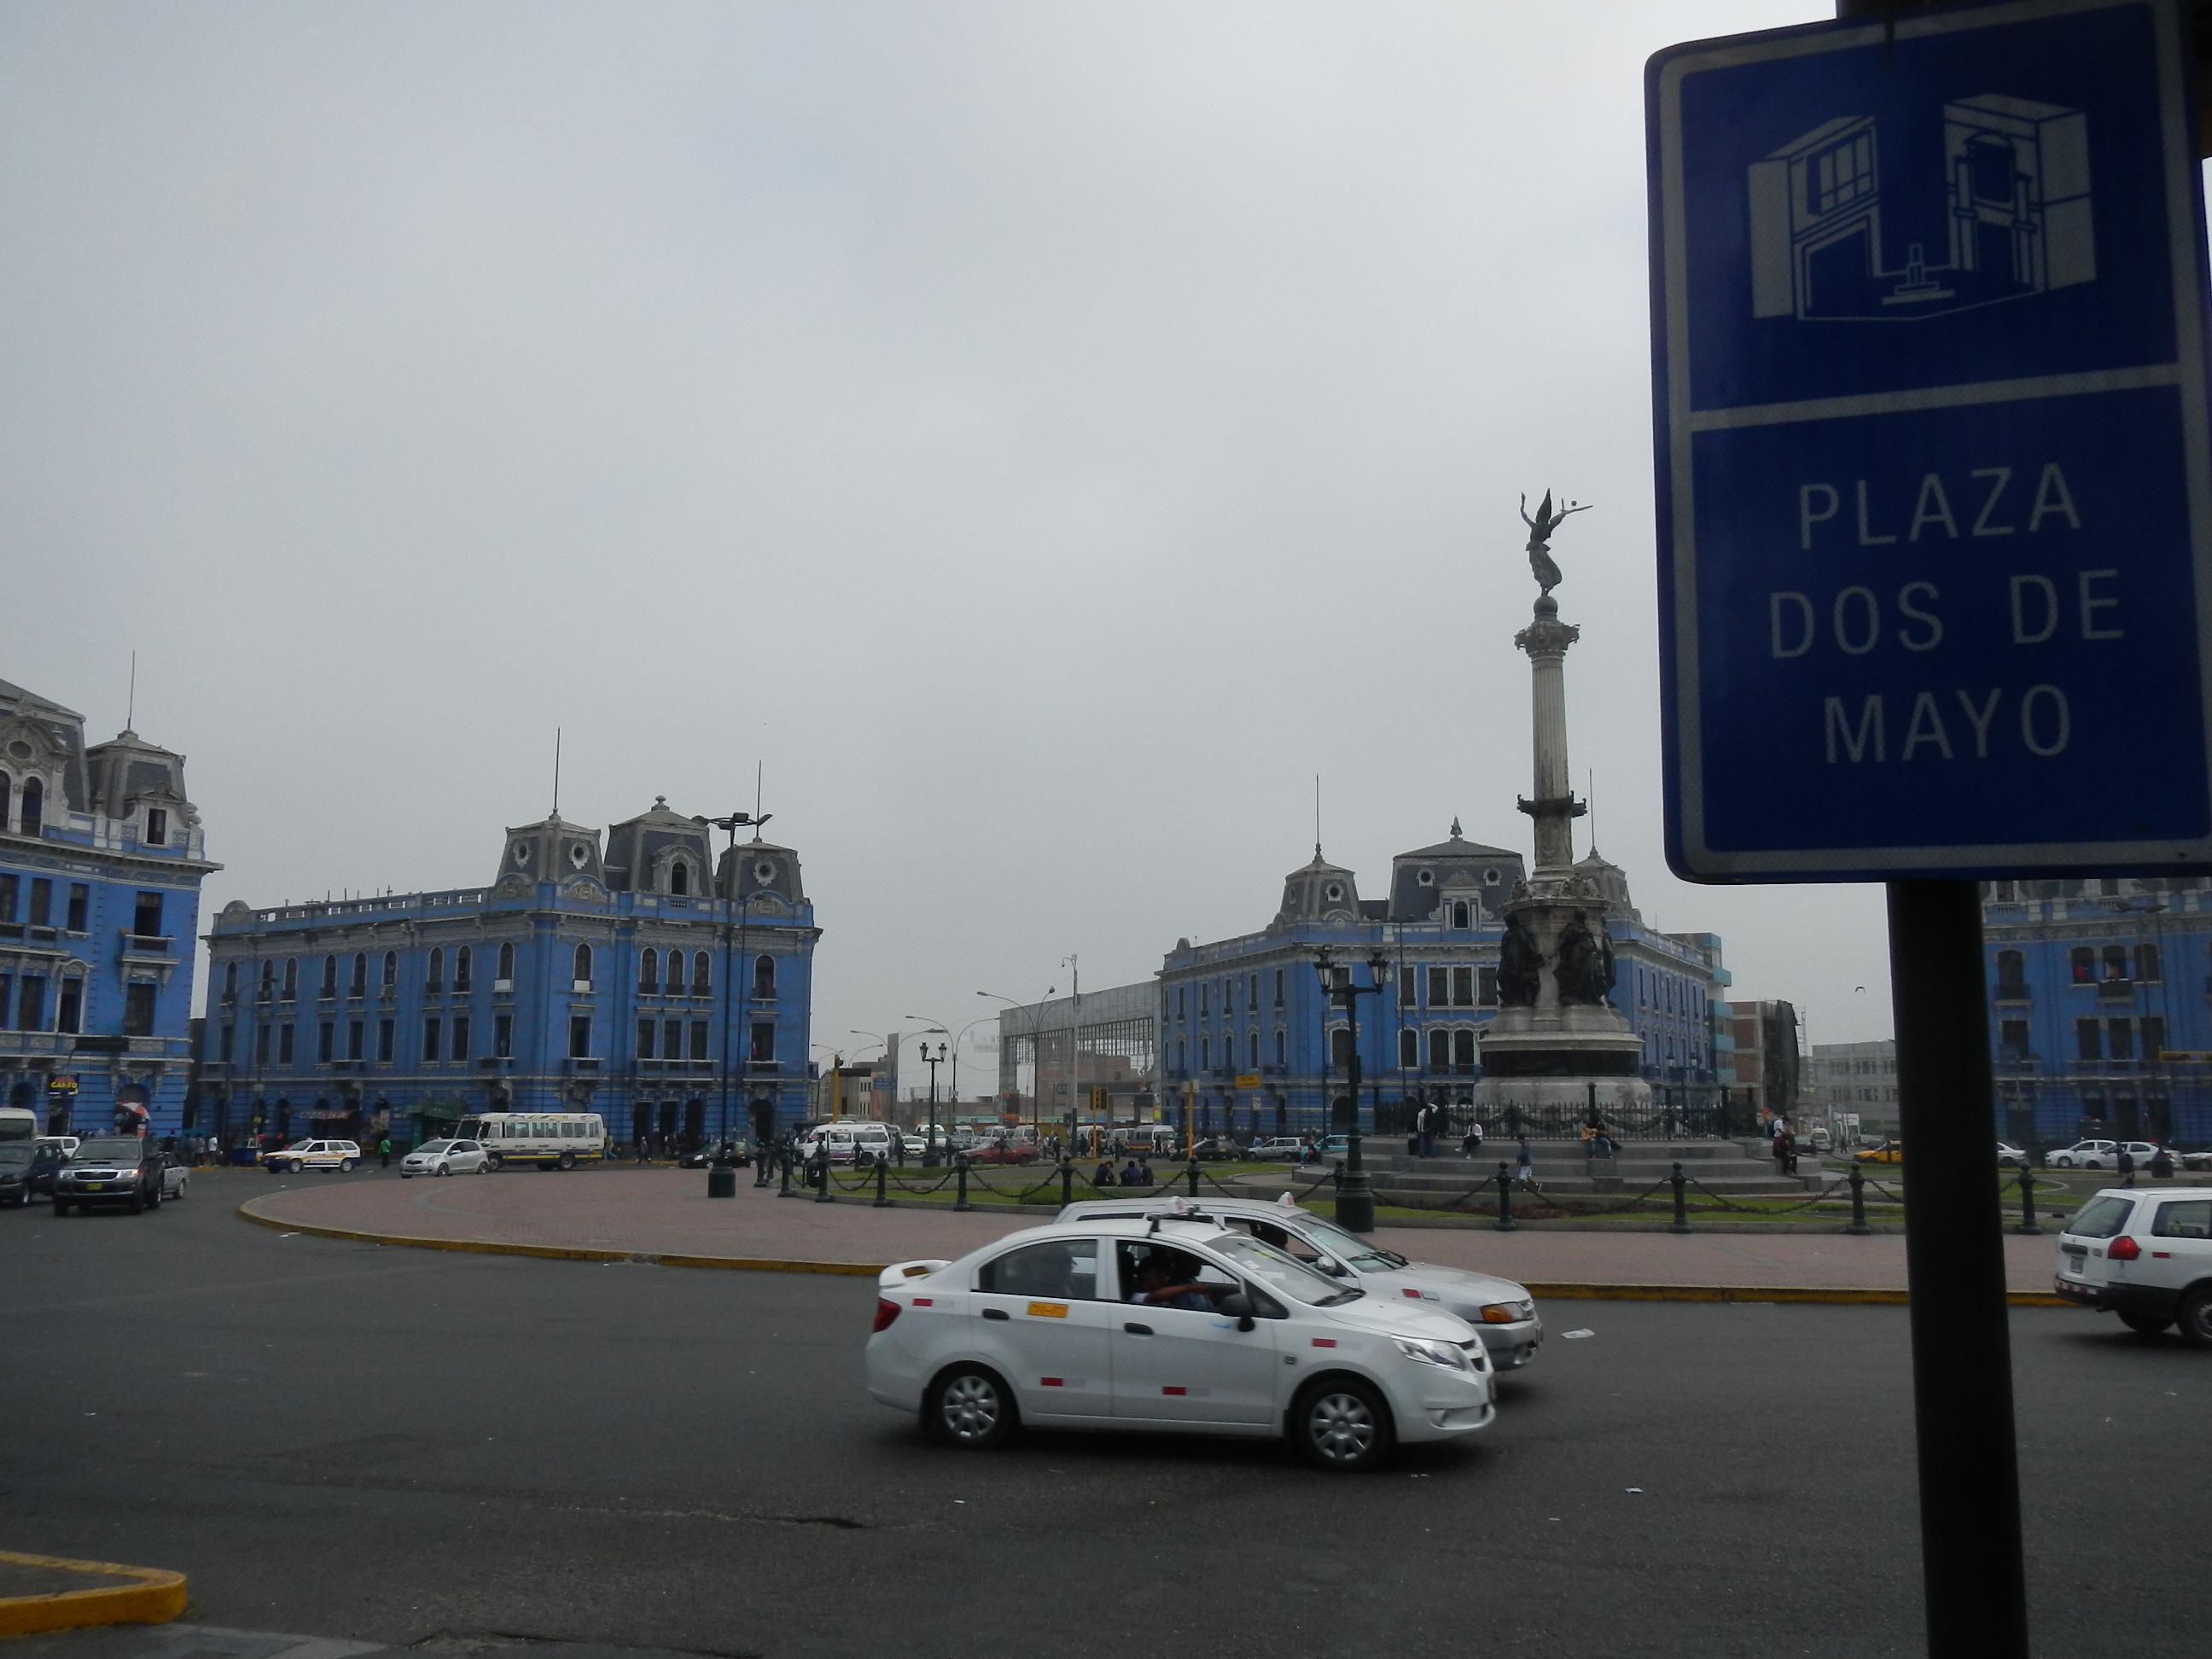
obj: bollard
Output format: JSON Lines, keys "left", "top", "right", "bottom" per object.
{"left": 1060, "top": 1159, "right": 1074, "bottom": 1208}
{"left": 813, "top": 1150, "right": 832, "bottom": 1203}
{"left": 707, "top": 1161, "right": 737, "bottom": 1200}
{"left": 1494, "top": 1161, "right": 1515, "bottom": 1232}
{"left": 953, "top": 1153, "right": 972, "bottom": 1213}
{"left": 1846, "top": 1162, "right": 1871, "bottom": 1236}
{"left": 2011, "top": 1165, "right": 2041, "bottom": 1236}
{"left": 1186, "top": 1159, "right": 1201, "bottom": 1198}
{"left": 777, "top": 1148, "right": 794, "bottom": 1198}
{"left": 874, "top": 1155, "right": 892, "bottom": 1208}
{"left": 1669, "top": 1160, "right": 1691, "bottom": 1235}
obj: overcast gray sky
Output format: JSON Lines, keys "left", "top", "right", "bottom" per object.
{"left": 4, "top": 0, "right": 1912, "bottom": 1087}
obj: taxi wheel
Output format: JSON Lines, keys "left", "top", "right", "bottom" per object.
{"left": 341, "top": 1158, "right": 358, "bottom": 1173}
{"left": 929, "top": 1365, "right": 1015, "bottom": 1449}
{"left": 2118, "top": 1309, "right": 2174, "bottom": 1336}
{"left": 2180, "top": 1287, "right": 2212, "bottom": 1349}
{"left": 1293, "top": 1377, "right": 1393, "bottom": 1472}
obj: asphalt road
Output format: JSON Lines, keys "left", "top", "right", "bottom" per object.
{"left": 3, "top": 1173, "right": 2204, "bottom": 1659}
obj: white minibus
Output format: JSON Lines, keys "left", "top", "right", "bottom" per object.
{"left": 455, "top": 1112, "right": 608, "bottom": 1170}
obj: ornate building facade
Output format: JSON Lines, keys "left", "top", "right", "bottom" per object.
{"left": 1155, "top": 824, "right": 1730, "bottom": 1136}
{"left": 1981, "top": 875, "right": 2212, "bottom": 1149}
{"left": 0, "top": 678, "right": 218, "bottom": 1137}
{"left": 199, "top": 802, "right": 818, "bottom": 1150}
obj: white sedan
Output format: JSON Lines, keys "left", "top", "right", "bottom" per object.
{"left": 867, "top": 1212, "right": 1496, "bottom": 1471}
{"left": 1059, "top": 1195, "right": 1543, "bottom": 1370}
{"left": 400, "top": 1138, "right": 492, "bottom": 1178}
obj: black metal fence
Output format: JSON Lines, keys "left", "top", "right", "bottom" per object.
{"left": 1373, "top": 1098, "right": 1748, "bottom": 1142}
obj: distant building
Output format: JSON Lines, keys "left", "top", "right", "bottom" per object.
{"left": 0, "top": 678, "right": 218, "bottom": 1138}
{"left": 1981, "top": 875, "right": 2212, "bottom": 1148}
{"left": 1152, "top": 824, "right": 1729, "bottom": 1138}
{"left": 200, "top": 803, "right": 818, "bottom": 1151}
{"left": 1723, "top": 998, "right": 1803, "bottom": 1125}
{"left": 1810, "top": 1038, "right": 1898, "bottom": 1135}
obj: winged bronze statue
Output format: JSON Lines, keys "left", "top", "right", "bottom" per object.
{"left": 1519, "top": 491, "right": 1592, "bottom": 596}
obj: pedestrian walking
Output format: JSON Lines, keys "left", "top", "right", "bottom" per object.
{"left": 1515, "top": 1135, "right": 1539, "bottom": 1192}
{"left": 377, "top": 1133, "right": 392, "bottom": 1170}
{"left": 2118, "top": 1144, "right": 2137, "bottom": 1187}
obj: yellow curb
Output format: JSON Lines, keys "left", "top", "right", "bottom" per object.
{"left": 234, "top": 1199, "right": 2070, "bottom": 1303}
{"left": 0, "top": 1551, "right": 186, "bottom": 1637}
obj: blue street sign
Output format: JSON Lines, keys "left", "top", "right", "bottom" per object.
{"left": 1647, "top": 0, "right": 2212, "bottom": 881}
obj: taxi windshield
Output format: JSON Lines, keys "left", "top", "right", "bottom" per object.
{"left": 1205, "top": 1233, "right": 1362, "bottom": 1306}
{"left": 1295, "top": 1216, "right": 1407, "bottom": 1271}
{"left": 76, "top": 1138, "right": 143, "bottom": 1161}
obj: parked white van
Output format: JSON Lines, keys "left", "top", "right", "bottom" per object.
{"left": 799, "top": 1121, "right": 897, "bottom": 1166}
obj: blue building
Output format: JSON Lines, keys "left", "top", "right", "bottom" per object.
{"left": 1982, "top": 875, "right": 2212, "bottom": 1149}
{"left": 0, "top": 678, "right": 218, "bottom": 1138}
{"left": 1156, "top": 824, "right": 1730, "bottom": 1136}
{"left": 200, "top": 802, "right": 818, "bottom": 1152}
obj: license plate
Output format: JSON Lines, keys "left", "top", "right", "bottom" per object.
{"left": 84, "top": 1182, "right": 110, "bottom": 1190}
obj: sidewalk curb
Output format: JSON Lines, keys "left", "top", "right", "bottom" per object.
{"left": 0, "top": 1551, "right": 187, "bottom": 1637}
{"left": 235, "top": 1197, "right": 2069, "bottom": 1305}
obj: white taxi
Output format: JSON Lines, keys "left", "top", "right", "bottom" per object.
{"left": 258, "top": 1139, "right": 362, "bottom": 1174}
{"left": 867, "top": 1208, "right": 1496, "bottom": 1471}
{"left": 1058, "top": 1194, "right": 1543, "bottom": 1370}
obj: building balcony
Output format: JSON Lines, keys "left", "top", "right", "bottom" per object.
{"left": 479, "top": 1056, "right": 515, "bottom": 1070}
{"left": 745, "top": 1057, "right": 781, "bottom": 1073}
{"left": 2097, "top": 978, "right": 2135, "bottom": 1001}
{"left": 492, "top": 979, "right": 515, "bottom": 995}
{"left": 329, "top": 1058, "right": 365, "bottom": 1073}
{"left": 566, "top": 1057, "right": 602, "bottom": 1074}
{"left": 573, "top": 980, "right": 594, "bottom": 995}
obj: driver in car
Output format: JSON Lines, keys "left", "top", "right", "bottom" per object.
{"left": 1131, "top": 1249, "right": 1222, "bottom": 1313}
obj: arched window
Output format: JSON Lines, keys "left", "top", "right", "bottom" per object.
{"left": 1274, "top": 1028, "right": 1286, "bottom": 1068}
{"left": 20, "top": 777, "right": 42, "bottom": 837}
{"left": 1453, "top": 1029, "right": 1476, "bottom": 1069}
{"left": 1248, "top": 1029, "right": 1260, "bottom": 1068}
{"left": 321, "top": 955, "right": 338, "bottom": 997}
{"left": 1200, "top": 1036, "right": 1211, "bottom": 1070}
{"left": 259, "top": 961, "right": 275, "bottom": 1001}
{"left": 669, "top": 861, "right": 690, "bottom": 896}
{"left": 2069, "top": 946, "right": 2095, "bottom": 983}
{"left": 1452, "top": 899, "right": 1470, "bottom": 929}
{"left": 350, "top": 953, "right": 368, "bottom": 996}
{"left": 573, "top": 944, "right": 593, "bottom": 987}
{"left": 382, "top": 951, "right": 398, "bottom": 988}
{"left": 282, "top": 958, "right": 297, "bottom": 998}
{"left": 455, "top": 946, "right": 472, "bottom": 990}
{"left": 2135, "top": 942, "right": 2163, "bottom": 982}
{"left": 497, "top": 941, "right": 515, "bottom": 982}
{"left": 0, "top": 770, "right": 10, "bottom": 830}
{"left": 1995, "top": 949, "right": 2024, "bottom": 990}
{"left": 753, "top": 954, "right": 775, "bottom": 998}
{"left": 223, "top": 960, "right": 238, "bottom": 999}
{"left": 639, "top": 948, "right": 660, "bottom": 992}
{"left": 2103, "top": 945, "right": 2128, "bottom": 981}
{"left": 1400, "top": 1029, "right": 1419, "bottom": 1068}
{"left": 1330, "top": 1027, "right": 1351, "bottom": 1068}
{"left": 1429, "top": 1029, "right": 1450, "bottom": 1071}
{"left": 428, "top": 948, "right": 445, "bottom": 989}
{"left": 692, "top": 952, "right": 710, "bottom": 996}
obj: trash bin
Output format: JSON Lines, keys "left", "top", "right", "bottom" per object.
{"left": 707, "top": 1164, "right": 737, "bottom": 1199}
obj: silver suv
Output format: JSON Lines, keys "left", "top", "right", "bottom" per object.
{"left": 2055, "top": 1186, "right": 2212, "bottom": 1344}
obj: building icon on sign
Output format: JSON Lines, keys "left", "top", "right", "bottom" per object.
{"left": 1749, "top": 94, "right": 2093, "bottom": 321}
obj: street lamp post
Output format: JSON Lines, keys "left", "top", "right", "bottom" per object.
{"left": 706, "top": 810, "right": 771, "bottom": 1155}
{"left": 917, "top": 1041, "right": 946, "bottom": 1158}
{"left": 977, "top": 985, "right": 1054, "bottom": 1126}
{"left": 1316, "top": 944, "right": 1388, "bottom": 1234}
{"left": 905, "top": 1013, "right": 994, "bottom": 1165}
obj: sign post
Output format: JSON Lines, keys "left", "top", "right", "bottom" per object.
{"left": 1649, "top": 3, "right": 2211, "bottom": 1654}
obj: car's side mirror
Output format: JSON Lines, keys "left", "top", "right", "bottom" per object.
{"left": 1217, "top": 1292, "right": 1256, "bottom": 1332}
{"left": 1316, "top": 1257, "right": 1348, "bottom": 1277}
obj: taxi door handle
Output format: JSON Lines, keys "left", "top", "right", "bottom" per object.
{"left": 1123, "top": 1322, "right": 1153, "bottom": 1336}
{"left": 982, "top": 1309, "right": 1010, "bottom": 1321}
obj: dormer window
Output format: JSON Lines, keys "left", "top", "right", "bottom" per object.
{"left": 1452, "top": 900, "right": 1471, "bottom": 928}
{"left": 1324, "top": 882, "right": 1344, "bottom": 903}
{"left": 669, "top": 860, "right": 690, "bottom": 896}
{"left": 20, "top": 777, "right": 42, "bottom": 838}
{"left": 145, "top": 806, "right": 168, "bottom": 847}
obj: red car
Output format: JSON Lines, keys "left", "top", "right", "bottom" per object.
{"left": 963, "top": 1139, "right": 1040, "bottom": 1166}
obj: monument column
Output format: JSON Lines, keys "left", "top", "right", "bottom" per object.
{"left": 1515, "top": 595, "right": 1585, "bottom": 876}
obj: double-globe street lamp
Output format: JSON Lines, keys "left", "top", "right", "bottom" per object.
{"left": 1315, "top": 944, "right": 1389, "bottom": 1234}
{"left": 904, "top": 1012, "right": 996, "bottom": 1166}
